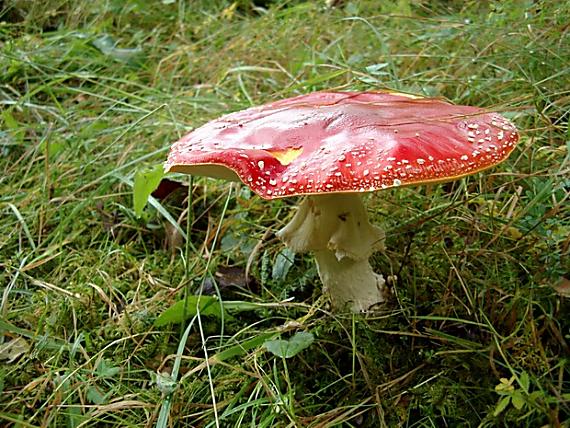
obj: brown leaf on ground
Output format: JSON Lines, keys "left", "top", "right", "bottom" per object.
{"left": 552, "top": 277, "right": 570, "bottom": 297}
{"left": 198, "top": 266, "right": 257, "bottom": 296}
{"left": 151, "top": 178, "right": 187, "bottom": 200}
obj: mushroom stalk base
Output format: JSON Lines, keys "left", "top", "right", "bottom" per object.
{"left": 276, "top": 194, "right": 387, "bottom": 312}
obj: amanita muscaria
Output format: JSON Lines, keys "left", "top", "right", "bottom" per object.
{"left": 165, "top": 91, "right": 519, "bottom": 312}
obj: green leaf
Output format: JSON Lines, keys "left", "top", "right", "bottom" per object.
{"left": 529, "top": 390, "right": 543, "bottom": 401}
{"left": 38, "top": 139, "right": 64, "bottom": 158}
{"left": 155, "top": 296, "right": 222, "bottom": 326}
{"left": 272, "top": 248, "right": 295, "bottom": 281}
{"left": 155, "top": 297, "right": 269, "bottom": 327}
{"left": 116, "top": 173, "right": 186, "bottom": 240}
{"left": 518, "top": 371, "right": 530, "bottom": 393}
{"left": 66, "top": 405, "right": 83, "bottom": 428}
{"left": 95, "top": 359, "right": 120, "bottom": 378}
{"left": 493, "top": 396, "right": 511, "bottom": 417}
{"left": 2, "top": 110, "right": 24, "bottom": 143}
{"left": 86, "top": 386, "right": 106, "bottom": 405}
{"left": 2, "top": 110, "right": 18, "bottom": 130}
{"left": 263, "top": 331, "right": 314, "bottom": 358}
{"left": 133, "top": 164, "right": 164, "bottom": 217}
{"left": 511, "top": 391, "right": 525, "bottom": 410}
{"left": 153, "top": 371, "right": 177, "bottom": 394}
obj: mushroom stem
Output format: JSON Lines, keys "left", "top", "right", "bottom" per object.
{"left": 276, "top": 194, "right": 387, "bottom": 312}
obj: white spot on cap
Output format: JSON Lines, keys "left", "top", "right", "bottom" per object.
{"left": 258, "top": 160, "right": 265, "bottom": 170}
{"left": 393, "top": 179, "right": 402, "bottom": 187}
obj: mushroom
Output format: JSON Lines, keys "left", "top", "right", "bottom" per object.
{"left": 165, "top": 91, "right": 519, "bottom": 312}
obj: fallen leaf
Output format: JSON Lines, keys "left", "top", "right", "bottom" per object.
{"left": 553, "top": 277, "right": 570, "bottom": 298}
{"left": 151, "top": 178, "right": 187, "bottom": 200}
{"left": 0, "top": 337, "right": 29, "bottom": 363}
{"left": 199, "top": 266, "right": 255, "bottom": 295}
{"left": 164, "top": 222, "right": 183, "bottom": 254}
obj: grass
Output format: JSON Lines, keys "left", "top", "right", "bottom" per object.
{"left": 1, "top": 0, "right": 569, "bottom": 426}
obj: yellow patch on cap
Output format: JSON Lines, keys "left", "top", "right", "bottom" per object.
{"left": 266, "top": 147, "right": 303, "bottom": 165}
{"left": 387, "top": 91, "right": 424, "bottom": 99}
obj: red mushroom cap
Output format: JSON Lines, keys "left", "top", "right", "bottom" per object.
{"left": 165, "top": 91, "right": 519, "bottom": 200}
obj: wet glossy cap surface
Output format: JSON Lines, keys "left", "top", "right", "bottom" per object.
{"left": 165, "top": 91, "right": 519, "bottom": 200}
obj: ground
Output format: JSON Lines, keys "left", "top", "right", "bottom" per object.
{"left": 0, "top": 1, "right": 568, "bottom": 427}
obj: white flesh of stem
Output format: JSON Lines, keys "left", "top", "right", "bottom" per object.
{"left": 276, "top": 193, "right": 387, "bottom": 312}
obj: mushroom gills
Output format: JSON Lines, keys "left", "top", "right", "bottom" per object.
{"left": 276, "top": 193, "right": 387, "bottom": 312}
